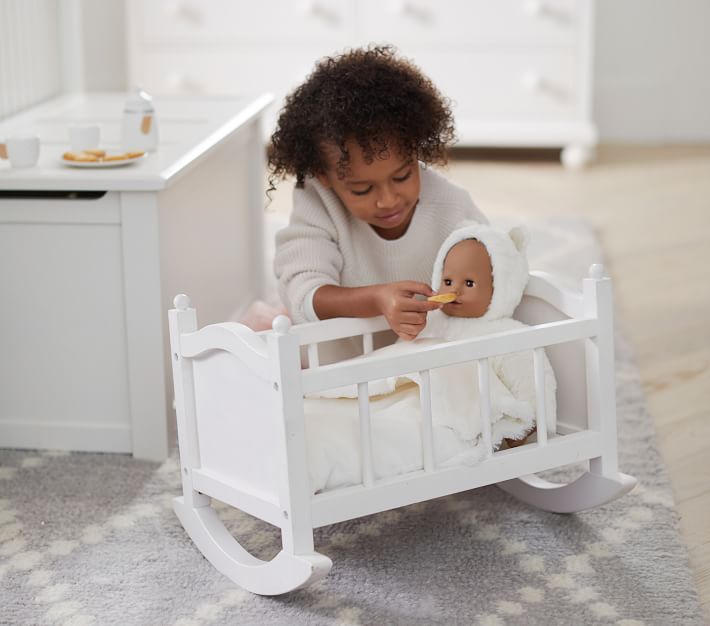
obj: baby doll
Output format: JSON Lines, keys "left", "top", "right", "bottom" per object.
{"left": 418, "top": 222, "right": 557, "bottom": 447}
{"left": 310, "top": 222, "right": 556, "bottom": 453}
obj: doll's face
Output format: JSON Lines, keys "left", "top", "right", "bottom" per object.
{"left": 316, "top": 138, "right": 421, "bottom": 240}
{"left": 438, "top": 239, "right": 493, "bottom": 318}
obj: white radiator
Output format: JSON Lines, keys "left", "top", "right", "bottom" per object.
{"left": 0, "top": 0, "right": 62, "bottom": 120}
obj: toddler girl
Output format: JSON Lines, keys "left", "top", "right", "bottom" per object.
{"left": 269, "top": 45, "right": 488, "bottom": 341}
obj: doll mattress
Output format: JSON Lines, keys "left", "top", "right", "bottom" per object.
{"left": 305, "top": 383, "right": 480, "bottom": 494}
{"left": 304, "top": 379, "right": 538, "bottom": 494}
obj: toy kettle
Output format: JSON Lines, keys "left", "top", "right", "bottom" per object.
{"left": 121, "top": 88, "right": 159, "bottom": 152}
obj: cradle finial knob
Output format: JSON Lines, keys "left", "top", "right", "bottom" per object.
{"left": 589, "top": 264, "right": 605, "bottom": 279}
{"left": 272, "top": 315, "right": 292, "bottom": 334}
{"left": 173, "top": 294, "right": 191, "bottom": 310}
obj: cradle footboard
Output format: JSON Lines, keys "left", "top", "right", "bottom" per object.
{"left": 169, "top": 298, "right": 280, "bottom": 520}
{"left": 168, "top": 295, "right": 331, "bottom": 594}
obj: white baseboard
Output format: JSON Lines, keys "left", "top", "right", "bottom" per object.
{"left": 0, "top": 419, "right": 132, "bottom": 454}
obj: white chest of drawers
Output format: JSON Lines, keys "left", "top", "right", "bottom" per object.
{"left": 127, "top": 0, "right": 596, "bottom": 167}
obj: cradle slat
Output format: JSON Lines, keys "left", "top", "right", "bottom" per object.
{"left": 307, "top": 343, "right": 319, "bottom": 368}
{"left": 357, "top": 382, "right": 375, "bottom": 487}
{"left": 533, "top": 348, "right": 548, "bottom": 446}
{"left": 477, "top": 358, "right": 493, "bottom": 456}
{"left": 362, "top": 333, "right": 373, "bottom": 355}
{"left": 418, "top": 369, "right": 435, "bottom": 473}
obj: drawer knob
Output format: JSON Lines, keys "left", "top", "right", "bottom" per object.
{"left": 167, "top": 72, "right": 203, "bottom": 94}
{"left": 524, "top": 0, "right": 572, "bottom": 24}
{"left": 523, "top": 0, "right": 546, "bottom": 17}
{"left": 164, "top": 1, "right": 202, "bottom": 25}
{"left": 299, "top": 0, "right": 340, "bottom": 23}
{"left": 389, "top": 0, "right": 432, "bottom": 22}
{"left": 521, "top": 71, "right": 544, "bottom": 91}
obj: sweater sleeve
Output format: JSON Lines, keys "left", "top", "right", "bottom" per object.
{"left": 273, "top": 187, "right": 344, "bottom": 324}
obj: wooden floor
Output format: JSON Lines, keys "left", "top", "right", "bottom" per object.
{"left": 266, "top": 145, "right": 709, "bottom": 617}
{"left": 445, "top": 145, "right": 710, "bottom": 619}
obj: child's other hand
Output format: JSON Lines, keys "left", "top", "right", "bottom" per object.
{"left": 375, "top": 281, "right": 441, "bottom": 341}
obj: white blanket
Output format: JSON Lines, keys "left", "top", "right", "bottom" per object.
{"left": 305, "top": 384, "right": 486, "bottom": 494}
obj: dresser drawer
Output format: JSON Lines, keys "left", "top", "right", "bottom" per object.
{"left": 414, "top": 50, "right": 581, "bottom": 121}
{"left": 358, "top": 0, "right": 580, "bottom": 48}
{"left": 132, "top": 47, "right": 338, "bottom": 136}
{"left": 134, "top": 0, "right": 355, "bottom": 45}
{"left": 132, "top": 48, "right": 331, "bottom": 97}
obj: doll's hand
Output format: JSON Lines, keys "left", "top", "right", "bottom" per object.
{"left": 375, "top": 281, "right": 442, "bottom": 341}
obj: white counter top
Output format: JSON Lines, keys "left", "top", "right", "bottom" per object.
{"left": 0, "top": 92, "right": 273, "bottom": 191}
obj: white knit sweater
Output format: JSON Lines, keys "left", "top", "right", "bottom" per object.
{"left": 274, "top": 164, "right": 488, "bottom": 324}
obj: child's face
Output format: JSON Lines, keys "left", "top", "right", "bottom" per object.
{"left": 438, "top": 239, "right": 493, "bottom": 318}
{"left": 316, "top": 139, "right": 421, "bottom": 240}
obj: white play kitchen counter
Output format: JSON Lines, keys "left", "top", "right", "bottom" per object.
{"left": 0, "top": 92, "right": 273, "bottom": 460}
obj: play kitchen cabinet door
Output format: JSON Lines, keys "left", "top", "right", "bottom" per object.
{"left": 126, "top": 0, "right": 596, "bottom": 167}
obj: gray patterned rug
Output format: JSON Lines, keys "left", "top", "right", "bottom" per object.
{"left": 1, "top": 218, "right": 705, "bottom": 626}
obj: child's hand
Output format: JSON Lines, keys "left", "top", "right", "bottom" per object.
{"left": 375, "top": 281, "right": 442, "bottom": 341}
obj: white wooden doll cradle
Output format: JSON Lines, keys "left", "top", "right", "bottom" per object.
{"left": 168, "top": 264, "right": 636, "bottom": 596}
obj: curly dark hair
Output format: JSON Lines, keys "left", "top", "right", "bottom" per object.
{"left": 267, "top": 45, "right": 456, "bottom": 189}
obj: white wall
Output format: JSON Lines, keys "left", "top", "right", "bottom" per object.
{"left": 77, "top": 0, "right": 710, "bottom": 143}
{"left": 594, "top": 0, "right": 710, "bottom": 142}
{"left": 77, "top": 0, "right": 126, "bottom": 92}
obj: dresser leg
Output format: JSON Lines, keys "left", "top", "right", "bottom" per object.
{"left": 561, "top": 144, "right": 596, "bottom": 169}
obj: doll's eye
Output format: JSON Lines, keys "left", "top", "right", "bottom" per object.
{"left": 466, "top": 280, "right": 475, "bottom": 288}
{"left": 444, "top": 279, "right": 452, "bottom": 286}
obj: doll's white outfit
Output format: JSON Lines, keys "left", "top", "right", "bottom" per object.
{"left": 416, "top": 222, "right": 557, "bottom": 444}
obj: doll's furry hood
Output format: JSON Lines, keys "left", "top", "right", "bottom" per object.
{"left": 431, "top": 222, "right": 530, "bottom": 321}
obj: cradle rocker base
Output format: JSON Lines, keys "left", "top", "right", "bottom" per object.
{"left": 497, "top": 471, "right": 637, "bottom": 514}
{"left": 173, "top": 497, "right": 332, "bottom": 595}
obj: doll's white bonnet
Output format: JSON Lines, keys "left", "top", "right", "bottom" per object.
{"left": 431, "top": 222, "right": 530, "bottom": 320}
